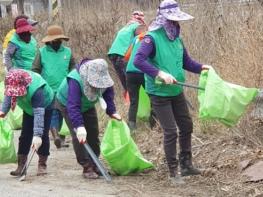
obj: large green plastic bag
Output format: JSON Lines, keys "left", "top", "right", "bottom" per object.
{"left": 7, "top": 107, "right": 23, "bottom": 130}
{"left": 0, "top": 81, "right": 4, "bottom": 102}
{"left": 0, "top": 81, "right": 22, "bottom": 130}
{"left": 137, "top": 86, "right": 151, "bottom": 121}
{"left": 198, "top": 68, "right": 259, "bottom": 127}
{"left": 0, "top": 119, "right": 17, "bottom": 164}
{"left": 59, "top": 120, "right": 70, "bottom": 136}
{"left": 101, "top": 120, "right": 154, "bottom": 175}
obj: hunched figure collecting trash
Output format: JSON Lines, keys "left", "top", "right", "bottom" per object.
{"left": 56, "top": 58, "right": 121, "bottom": 179}
{"left": 0, "top": 69, "right": 54, "bottom": 177}
{"left": 134, "top": 0, "right": 211, "bottom": 184}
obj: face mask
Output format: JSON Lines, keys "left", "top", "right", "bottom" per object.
{"left": 85, "top": 85, "right": 106, "bottom": 102}
{"left": 18, "top": 32, "right": 31, "bottom": 43}
{"left": 50, "top": 39, "right": 62, "bottom": 51}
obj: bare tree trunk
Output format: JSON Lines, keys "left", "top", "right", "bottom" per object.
{"left": 13, "top": 0, "right": 25, "bottom": 14}
{"left": 42, "top": 0, "right": 49, "bottom": 9}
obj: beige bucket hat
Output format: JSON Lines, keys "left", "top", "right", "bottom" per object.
{"left": 42, "top": 25, "right": 69, "bottom": 43}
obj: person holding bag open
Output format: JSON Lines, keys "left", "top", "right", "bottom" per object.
{"left": 134, "top": 0, "right": 211, "bottom": 183}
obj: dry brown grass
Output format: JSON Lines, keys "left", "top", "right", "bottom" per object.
{"left": 0, "top": 0, "right": 263, "bottom": 145}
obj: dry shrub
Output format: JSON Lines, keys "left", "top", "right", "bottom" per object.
{"left": 0, "top": 0, "right": 262, "bottom": 145}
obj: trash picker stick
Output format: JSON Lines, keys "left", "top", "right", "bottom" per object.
{"left": 18, "top": 148, "right": 36, "bottom": 181}
{"left": 83, "top": 143, "right": 112, "bottom": 182}
{"left": 155, "top": 78, "right": 205, "bottom": 91}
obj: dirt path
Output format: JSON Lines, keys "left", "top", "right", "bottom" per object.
{"left": 0, "top": 131, "right": 217, "bottom": 197}
{"left": 1, "top": 129, "right": 263, "bottom": 197}
{"left": 0, "top": 132, "right": 183, "bottom": 197}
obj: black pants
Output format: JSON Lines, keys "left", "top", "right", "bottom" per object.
{"left": 150, "top": 93, "right": 193, "bottom": 170}
{"left": 18, "top": 110, "right": 52, "bottom": 156}
{"left": 126, "top": 72, "right": 145, "bottom": 123}
{"left": 56, "top": 101, "right": 100, "bottom": 167}
{"left": 109, "top": 54, "right": 127, "bottom": 91}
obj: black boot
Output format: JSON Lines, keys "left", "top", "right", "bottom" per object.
{"left": 37, "top": 155, "right": 48, "bottom": 176}
{"left": 179, "top": 152, "right": 201, "bottom": 176}
{"left": 10, "top": 154, "right": 27, "bottom": 176}
{"left": 168, "top": 162, "right": 185, "bottom": 184}
{"left": 50, "top": 128, "right": 62, "bottom": 149}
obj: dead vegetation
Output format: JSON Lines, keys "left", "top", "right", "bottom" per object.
{"left": 0, "top": 0, "right": 263, "bottom": 196}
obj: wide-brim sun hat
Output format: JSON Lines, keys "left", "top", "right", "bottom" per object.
{"left": 42, "top": 25, "right": 69, "bottom": 43}
{"left": 16, "top": 18, "right": 34, "bottom": 34}
{"left": 4, "top": 69, "right": 32, "bottom": 97}
{"left": 79, "top": 59, "right": 114, "bottom": 91}
{"left": 27, "top": 18, "right": 38, "bottom": 26}
{"left": 159, "top": 0, "right": 194, "bottom": 21}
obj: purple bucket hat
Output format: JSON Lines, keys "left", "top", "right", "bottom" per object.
{"left": 159, "top": 0, "right": 194, "bottom": 21}
{"left": 79, "top": 59, "right": 114, "bottom": 97}
{"left": 149, "top": 0, "right": 194, "bottom": 32}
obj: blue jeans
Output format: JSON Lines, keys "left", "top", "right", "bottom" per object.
{"left": 50, "top": 109, "right": 63, "bottom": 131}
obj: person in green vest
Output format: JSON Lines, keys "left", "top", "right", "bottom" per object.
{"left": 32, "top": 25, "right": 75, "bottom": 149}
{"left": 4, "top": 18, "right": 37, "bottom": 71}
{"left": 2, "top": 15, "right": 38, "bottom": 67}
{"left": 108, "top": 11, "right": 145, "bottom": 98}
{"left": 56, "top": 58, "right": 121, "bottom": 179}
{"left": 124, "top": 25, "right": 156, "bottom": 131}
{"left": 0, "top": 69, "right": 54, "bottom": 177}
{"left": 134, "top": 0, "right": 212, "bottom": 184}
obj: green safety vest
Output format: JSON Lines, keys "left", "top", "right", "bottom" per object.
{"left": 146, "top": 28, "right": 185, "bottom": 97}
{"left": 10, "top": 33, "right": 37, "bottom": 70}
{"left": 40, "top": 45, "right": 71, "bottom": 93}
{"left": 108, "top": 22, "right": 139, "bottom": 56}
{"left": 56, "top": 69, "right": 98, "bottom": 112}
{"left": 17, "top": 70, "right": 54, "bottom": 115}
{"left": 126, "top": 35, "right": 143, "bottom": 73}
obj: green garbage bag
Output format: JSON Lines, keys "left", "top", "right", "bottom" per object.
{"left": 0, "top": 81, "right": 23, "bottom": 130}
{"left": 198, "top": 68, "right": 259, "bottom": 127}
{"left": 101, "top": 120, "right": 154, "bottom": 175}
{"left": 0, "top": 119, "right": 17, "bottom": 164}
{"left": 0, "top": 81, "right": 4, "bottom": 102}
{"left": 59, "top": 120, "right": 70, "bottom": 136}
{"left": 7, "top": 107, "right": 23, "bottom": 130}
{"left": 137, "top": 86, "right": 151, "bottom": 121}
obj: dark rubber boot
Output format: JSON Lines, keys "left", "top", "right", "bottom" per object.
{"left": 82, "top": 163, "right": 99, "bottom": 179}
{"left": 168, "top": 162, "right": 185, "bottom": 184}
{"left": 50, "top": 129, "right": 62, "bottom": 149}
{"left": 180, "top": 152, "right": 201, "bottom": 176}
{"left": 10, "top": 155, "right": 27, "bottom": 176}
{"left": 128, "top": 121, "right": 137, "bottom": 132}
{"left": 37, "top": 155, "right": 48, "bottom": 176}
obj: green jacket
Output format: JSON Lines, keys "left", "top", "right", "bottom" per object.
{"left": 108, "top": 22, "right": 139, "bottom": 56}
{"left": 10, "top": 33, "right": 37, "bottom": 70}
{"left": 56, "top": 69, "right": 98, "bottom": 112}
{"left": 38, "top": 45, "right": 72, "bottom": 93}
{"left": 17, "top": 70, "right": 54, "bottom": 115}
{"left": 146, "top": 28, "right": 185, "bottom": 97}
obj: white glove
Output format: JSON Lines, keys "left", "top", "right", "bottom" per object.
{"left": 32, "top": 136, "right": 42, "bottom": 150}
{"left": 2, "top": 49, "right": 6, "bottom": 65}
{"left": 99, "top": 97, "right": 107, "bottom": 110}
{"left": 110, "top": 113, "right": 122, "bottom": 121}
{"left": 202, "top": 65, "right": 212, "bottom": 70}
{"left": 76, "top": 126, "right": 87, "bottom": 144}
{"left": 157, "top": 71, "right": 176, "bottom": 84}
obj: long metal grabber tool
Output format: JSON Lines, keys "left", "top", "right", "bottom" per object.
{"left": 83, "top": 143, "right": 112, "bottom": 182}
{"left": 18, "top": 148, "right": 36, "bottom": 181}
{"left": 155, "top": 78, "right": 205, "bottom": 91}
{"left": 176, "top": 81, "right": 205, "bottom": 91}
